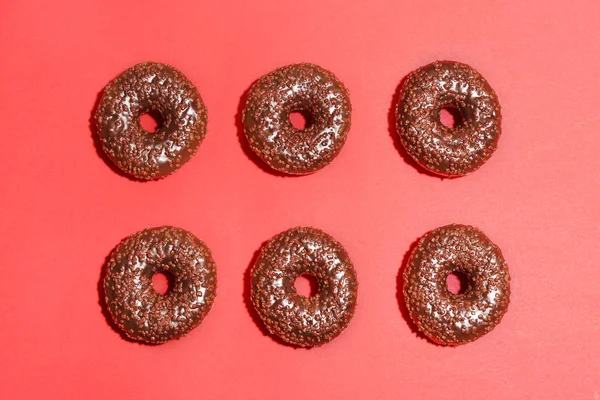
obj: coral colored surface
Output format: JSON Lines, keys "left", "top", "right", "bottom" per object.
{"left": 1, "top": 0, "right": 599, "bottom": 399}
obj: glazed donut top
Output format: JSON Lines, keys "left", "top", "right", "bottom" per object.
{"left": 94, "top": 62, "right": 207, "bottom": 180}
{"left": 243, "top": 63, "right": 351, "bottom": 175}
{"left": 251, "top": 227, "right": 358, "bottom": 347}
{"left": 396, "top": 61, "right": 501, "bottom": 177}
{"left": 403, "top": 224, "right": 510, "bottom": 345}
{"left": 103, "top": 226, "right": 217, "bottom": 344}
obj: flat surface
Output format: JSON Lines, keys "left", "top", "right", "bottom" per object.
{"left": 0, "top": 0, "right": 599, "bottom": 399}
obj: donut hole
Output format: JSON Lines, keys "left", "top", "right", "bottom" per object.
{"left": 139, "top": 109, "right": 164, "bottom": 133}
{"left": 151, "top": 271, "right": 175, "bottom": 295}
{"left": 439, "top": 105, "right": 464, "bottom": 129}
{"left": 446, "top": 270, "right": 471, "bottom": 295}
{"left": 294, "top": 273, "right": 319, "bottom": 298}
{"left": 288, "top": 109, "right": 314, "bottom": 130}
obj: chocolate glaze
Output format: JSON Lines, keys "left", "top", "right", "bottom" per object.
{"left": 103, "top": 226, "right": 217, "bottom": 344}
{"left": 251, "top": 227, "right": 358, "bottom": 347}
{"left": 403, "top": 224, "right": 510, "bottom": 345}
{"left": 243, "top": 63, "right": 351, "bottom": 175}
{"left": 396, "top": 61, "right": 501, "bottom": 177}
{"left": 94, "top": 62, "right": 207, "bottom": 180}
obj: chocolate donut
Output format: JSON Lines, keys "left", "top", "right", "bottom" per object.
{"left": 103, "top": 226, "right": 217, "bottom": 344}
{"left": 396, "top": 61, "right": 501, "bottom": 177}
{"left": 243, "top": 63, "right": 351, "bottom": 174}
{"left": 251, "top": 227, "right": 358, "bottom": 347}
{"left": 94, "top": 62, "right": 208, "bottom": 180}
{"left": 403, "top": 224, "right": 510, "bottom": 345}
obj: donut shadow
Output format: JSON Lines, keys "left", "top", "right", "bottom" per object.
{"left": 89, "top": 90, "right": 146, "bottom": 182}
{"left": 235, "top": 83, "right": 304, "bottom": 179}
{"left": 388, "top": 76, "right": 444, "bottom": 180}
{"left": 97, "top": 242, "right": 161, "bottom": 346}
{"left": 243, "top": 243, "right": 306, "bottom": 348}
{"left": 396, "top": 235, "right": 443, "bottom": 345}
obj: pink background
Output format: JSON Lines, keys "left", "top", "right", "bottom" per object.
{"left": 1, "top": 0, "right": 599, "bottom": 398}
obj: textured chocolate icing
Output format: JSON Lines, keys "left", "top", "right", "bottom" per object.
{"left": 94, "top": 62, "right": 207, "bottom": 180}
{"left": 403, "top": 224, "right": 510, "bottom": 345}
{"left": 396, "top": 61, "right": 501, "bottom": 177}
{"left": 251, "top": 227, "right": 358, "bottom": 347}
{"left": 243, "top": 63, "right": 351, "bottom": 174}
{"left": 103, "top": 226, "right": 217, "bottom": 344}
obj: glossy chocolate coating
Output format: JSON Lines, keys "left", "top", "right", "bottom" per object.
{"left": 243, "top": 63, "right": 351, "bottom": 175}
{"left": 403, "top": 224, "right": 510, "bottom": 345}
{"left": 103, "top": 226, "right": 217, "bottom": 344}
{"left": 396, "top": 61, "right": 501, "bottom": 177}
{"left": 94, "top": 62, "right": 207, "bottom": 180}
{"left": 251, "top": 227, "right": 358, "bottom": 347}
